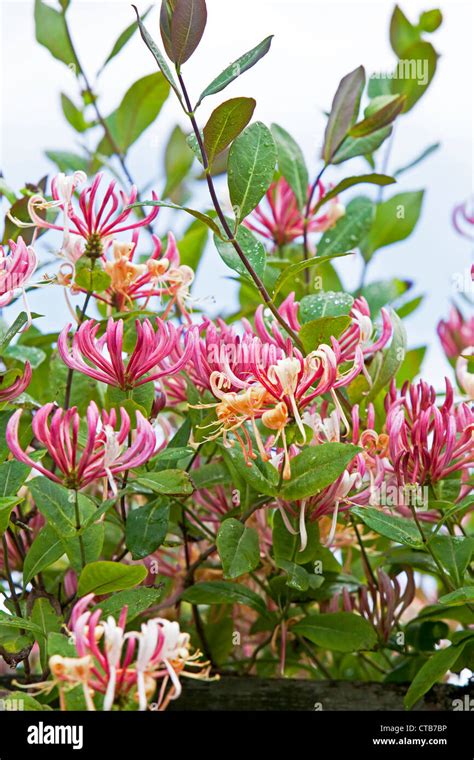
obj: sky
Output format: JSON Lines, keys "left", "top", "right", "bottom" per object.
{"left": 0, "top": 0, "right": 473, "bottom": 389}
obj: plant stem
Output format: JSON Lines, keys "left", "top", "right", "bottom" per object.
{"left": 180, "top": 510, "right": 216, "bottom": 669}
{"left": 74, "top": 490, "right": 86, "bottom": 570}
{"left": 302, "top": 165, "right": 326, "bottom": 280}
{"left": 350, "top": 516, "right": 378, "bottom": 587}
{"left": 409, "top": 505, "right": 454, "bottom": 593}
{"left": 1, "top": 535, "right": 23, "bottom": 619}
{"left": 176, "top": 72, "right": 304, "bottom": 352}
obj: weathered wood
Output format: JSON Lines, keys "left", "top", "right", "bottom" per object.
{"left": 168, "top": 676, "right": 473, "bottom": 711}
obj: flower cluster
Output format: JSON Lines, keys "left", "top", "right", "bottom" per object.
{"left": 26, "top": 594, "right": 211, "bottom": 711}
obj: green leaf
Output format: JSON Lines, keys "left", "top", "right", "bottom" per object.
{"left": 294, "top": 612, "right": 377, "bottom": 652}
{"left": 178, "top": 219, "right": 209, "bottom": 271}
{"left": 77, "top": 561, "right": 147, "bottom": 597}
{"left": 0, "top": 312, "right": 31, "bottom": 353}
{"left": 276, "top": 559, "right": 313, "bottom": 592}
{"left": 34, "top": 0, "right": 79, "bottom": 69}
{"left": 222, "top": 446, "right": 277, "bottom": 497}
{"left": 214, "top": 221, "right": 266, "bottom": 281}
{"left": 299, "top": 291, "right": 354, "bottom": 322}
{"left": 419, "top": 9, "right": 443, "bottom": 33}
{"left": 361, "top": 278, "right": 409, "bottom": 313}
{"left": 272, "top": 509, "right": 297, "bottom": 561}
{"left": 28, "top": 479, "right": 76, "bottom": 538}
{"left": 391, "top": 41, "right": 438, "bottom": 112}
{"left": 429, "top": 536, "right": 474, "bottom": 587}
{"left": 0, "top": 459, "right": 32, "bottom": 497}
{"left": 299, "top": 315, "right": 351, "bottom": 353}
{"left": 99, "top": 6, "right": 152, "bottom": 73}
{"left": 45, "top": 151, "right": 89, "bottom": 175}
{"left": 23, "top": 526, "right": 65, "bottom": 586}
{"left": 228, "top": 122, "right": 277, "bottom": 223}
{"left": 322, "top": 66, "right": 365, "bottom": 164}
{"left": 366, "top": 310, "right": 407, "bottom": 401}
{"left": 315, "top": 174, "right": 395, "bottom": 213}
{"left": 181, "top": 580, "right": 268, "bottom": 617}
{"left": 48, "top": 631, "right": 77, "bottom": 658}
{"left": 393, "top": 143, "right": 440, "bottom": 178}
{"left": 129, "top": 199, "right": 222, "bottom": 237}
{"left": 105, "top": 382, "right": 155, "bottom": 416}
{"left": 4, "top": 344, "right": 46, "bottom": 369}
{"left": 271, "top": 124, "right": 308, "bottom": 210}
{"left": 204, "top": 98, "right": 256, "bottom": 167}
{"left": 318, "top": 196, "right": 374, "bottom": 257}
{"left": 0, "top": 612, "right": 43, "bottom": 636}
{"left": 363, "top": 191, "right": 424, "bottom": 258}
{"left": 61, "top": 94, "right": 89, "bottom": 133}
{"left": 99, "top": 73, "right": 170, "bottom": 155}
{"left": 74, "top": 258, "right": 111, "bottom": 293}
{"left": 31, "top": 597, "right": 62, "bottom": 670}
{"left": 351, "top": 506, "right": 423, "bottom": 548}
{"left": 332, "top": 126, "right": 392, "bottom": 164}
{"left": 167, "top": 0, "right": 207, "bottom": 65}
{"left": 438, "top": 587, "right": 474, "bottom": 606}
{"left": 0, "top": 497, "right": 23, "bottom": 535}
{"left": 0, "top": 692, "right": 52, "bottom": 711}
{"left": 163, "top": 125, "right": 195, "bottom": 196}
{"left": 216, "top": 518, "right": 260, "bottom": 579}
{"left": 125, "top": 500, "right": 170, "bottom": 560}
{"left": 271, "top": 252, "right": 352, "bottom": 300}
{"left": 132, "top": 5, "right": 183, "bottom": 103}
{"left": 196, "top": 36, "right": 273, "bottom": 106}
{"left": 390, "top": 6, "right": 419, "bottom": 56}
{"left": 349, "top": 95, "right": 405, "bottom": 137}
{"left": 93, "top": 587, "right": 163, "bottom": 622}
{"left": 404, "top": 640, "right": 469, "bottom": 709}
{"left": 280, "top": 443, "right": 361, "bottom": 501}
{"left": 135, "top": 469, "right": 194, "bottom": 496}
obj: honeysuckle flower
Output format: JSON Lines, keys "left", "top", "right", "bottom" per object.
{"left": 0, "top": 362, "right": 32, "bottom": 402}
{"left": 101, "top": 232, "right": 195, "bottom": 319}
{"left": 456, "top": 347, "right": 474, "bottom": 399}
{"left": 385, "top": 378, "right": 474, "bottom": 490}
{"left": 0, "top": 237, "right": 38, "bottom": 324}
{"left": 245, "top": 177, "right": 344, "bottom": 248}
{"left": 437, "top": 306, "right": 474, "bottom": 360}
{"left": 249, "top": 294, "right": 392, "bottom": 381}
{"left": 58, "top": 317, "right": 195, "bottom": 390}
{"left": 452, "top": 196, "right": 474, "bottom": 240}
{"left": 25, "top": 172, "right": 159, "bottom": 259}
{"left": 326, "top": 568, "right": 415, "bottom": 642}
{"left": 6, "top": 401, "right": 156, "bottom": 490}
{"left": 58, "top": 594, "right": 211, "bottom": 711}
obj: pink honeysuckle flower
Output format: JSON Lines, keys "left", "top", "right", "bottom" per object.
{"left": 195, "top": 340, "right": 363, "bottom": 480}
{"left": 248, "top": 294, "right": 393, "bottom": 381}
{"left": 384, "top": 378, "right": 474, "bottom": 490}
{"left": 245, "top": 177, "right": 345, "bottom": 248}
{"left": 25, "top": 172, "right": 159, "bottom": 258}
{"left": 437, "top": 305, "right": 474, "bottom": 361}
{"left": 326, "top": 568, "right": 415, "bottom": 643}
{"left": 0, "top": 237, "right": 38, "bottom": 325}
{"left": 58, "top": 317, "right": 195, "bottom": 390}
{"left": 52, "top": 593, "right": 211, "bottom": 711}
{"left": 0, "top": 362, "right": 32, "bottom": 402}
{"left": 456, "top": 347, "right": 474, "bottom": 399}
{"left": 6, "top": 401, "right": 156, "bottom": 491}
{"left": 452, "top": 196, "right": 474, "bottom": 241}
